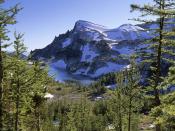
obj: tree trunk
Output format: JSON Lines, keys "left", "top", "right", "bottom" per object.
{"left": 15, "top": 79, "right": 20, "bottom": 131}
{"left": 154, "top": 87, "right": 161, "bottom": 106}
{"left": 156, "top": 124, "right": 161, "bottom": 131}
{"left": 118, "top": 92, "right": 122, "bottom": 131}
{"left": 36, "top": 108, "right": 40, "bottom": 131}
{"left": 0, "top": 39, "right": 3, "bottom": 130}
{"left": 128, "top": 98, "right": 132, "bottom": 131}
{"left": 34, "top": 98, "right": 41, "bottom": 131}
{"left": 154, "top": 14, "right": 164, "bottom": 107}
{"left": 155, "top": 1, "right": 165, "bottom": 131}
{"left": 155, "top": 0, "right": 165, "bottom": 106}
{"left": 119, "top": 108, "right": 122, "bottom": 131}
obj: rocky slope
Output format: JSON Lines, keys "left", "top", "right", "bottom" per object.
{"left": 31, "top": 20, "right": 173, "bottom": 82}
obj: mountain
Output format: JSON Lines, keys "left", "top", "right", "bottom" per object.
{"left": 30, "top": 20, "right": 161, "bottom": 83}
{"left": 8, "top": 51, "right": 29, "bottom": 60}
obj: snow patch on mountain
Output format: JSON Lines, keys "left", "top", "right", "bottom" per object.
{"left": 109, "top": 42, "right": 134, "bottom": 55}
{"left": 113, "top": 46, "right": 134, "bottom": 55}
{"left": 80, "top": 43, "right": 99, "bottom": 62}
{"left": 75, "top": 20, "right": 108, "bottom": 32}
{"left": 62, "top": 38, "right": 72, "bottom": 48}
{"left": 73, "top": 68, "right": 87, "bottom": 75}
{"left": 105, "top": 24, "right": 149, "bottom": 41}
{"left": 81, "top": 31, "right": 103, "bottom": 41}
{"left": 75, "top": 21, "right": 150, "bottom": 41}
{"left": 108, "top": 43, "right": 119, "bottom": 49}
{"left": 117, "top": 24, "right": 144, "bottom": 32}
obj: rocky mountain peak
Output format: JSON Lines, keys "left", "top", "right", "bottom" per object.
{"left": 31, "top": 20, "right": 153, "bottom": 83}
{"left": 74, "top": 20, "right": 108, "bottom": 32}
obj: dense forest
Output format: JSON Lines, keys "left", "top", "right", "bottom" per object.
{"left": 0, "top": 0, "right": 175, "bottom": 131}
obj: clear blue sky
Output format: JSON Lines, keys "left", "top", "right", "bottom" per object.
{"left": 3, "top": 0, "right": 152, "bottom": 51}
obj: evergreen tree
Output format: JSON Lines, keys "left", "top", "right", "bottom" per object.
{"left": 29, "top": 61, "right": 50, "bottom": 131}
{"left": 6, "top": 32, "right": 49, "bottom": 130}
{"left": 151, "top": 91, "right": 175, "bottom": 130}
{"left": 0, "top": 2, "right": 21, "bottom": 130}
{"left": 107, "top": 72, "right": 125, "bottom": 131}
{"left": 11, "top": 32, "right": 28, "bottom": 131}
{"left": 123, "top": 59, "right": 143, "bottom": 131}
{"left": 151, "top": 66, "right": 175, "bottom": 130}
{"left": 131, "top": 1, "right": 175, "bottom": 130}
{"left": 107, "top": 57, "right": 143, "bottom": 131}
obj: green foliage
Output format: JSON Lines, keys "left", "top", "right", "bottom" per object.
{"left": 150, "top": 66, "right": 175, "bottom": 130}
{"left": 0, "top": 2, "right": 22, "bottom": 130}
{"left": 0, "top": 29, "right": 53, "bottom": 131}
{"left": 105, "top": 59, "right": 143, "bottom": 131}
{"left": 0, "top": 0, "right": 175, "bottom": 131}
{"left": 131, "top": 1, "right": 175, "bottom": 130}
{"left": 131, "top": 0, "right": 175, "bottom": 95}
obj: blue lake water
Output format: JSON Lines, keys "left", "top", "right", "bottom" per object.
{"left": 48, "top": 66, "right": 94, "bottom": 85}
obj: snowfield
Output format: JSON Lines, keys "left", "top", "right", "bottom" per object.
{"left": 75, "top": 20, "right": 150, "bottom": 41}
{"left": 80, "top": 43, "right": 99, "bottom": 62}
{"left": 105, "top": 24, "right": 149, "bottom": 41}
{"left": 111, "top": 45, "right": 135, "bottom": 55}
{"left": 75, "top": 20, "right": 108, "bottom": 33}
